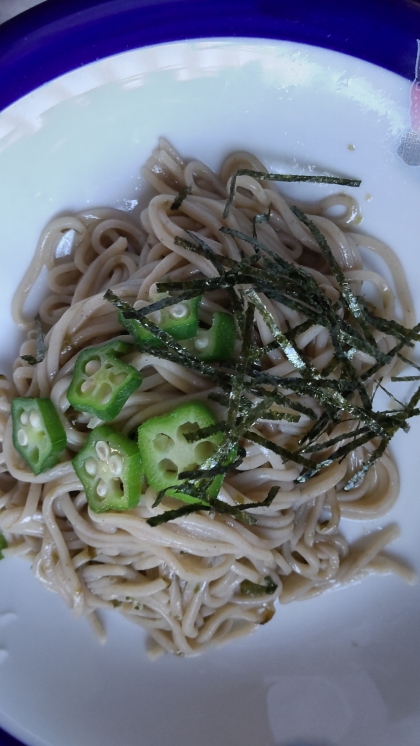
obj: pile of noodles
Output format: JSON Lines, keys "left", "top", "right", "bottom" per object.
{"left": 0, "top": 139, "right": 416, "bottom": 656}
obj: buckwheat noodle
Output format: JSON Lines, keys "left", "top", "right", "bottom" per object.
{"left": 0, "top": 139, "right": 416, "bottom": 657}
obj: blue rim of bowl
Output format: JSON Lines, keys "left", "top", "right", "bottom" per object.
{"left": 0, "top": 0, "right": 420, "bottom": 745}
{"left": 0, "top": 0, "right": 420, "bottom": 114}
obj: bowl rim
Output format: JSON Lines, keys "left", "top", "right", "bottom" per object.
{"left": 0, "top": 0, "right": 420, "bottom": 113}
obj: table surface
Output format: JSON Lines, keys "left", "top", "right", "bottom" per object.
{"left": 0, "top": 0, "right": 46, "bottom": 25}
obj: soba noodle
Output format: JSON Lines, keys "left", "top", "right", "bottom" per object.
{"left": 0, "top": 139, "right": 416, "bottom": 657}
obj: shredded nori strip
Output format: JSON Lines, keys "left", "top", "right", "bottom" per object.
{"left": 223, "top": 169, "right": 361, "bottom": 218}
{"left": 391, "top": 375, "right": 420, "bottom": 382}
{"left": 170, "top": 185, "right": 192, "bottom": 210}
{"left": 178, "top": 447, "right": 246, "bottom": 479}
{"left": 147, "top": 485, "right": 280, "bottom": 527}
{"left": 252, "top": 208, "right": 271, "bottom": 238}
{"left": 101, "top": 169, "right": 420, "bottom": 526}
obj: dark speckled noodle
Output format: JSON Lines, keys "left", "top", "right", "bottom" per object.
{"left": 0, "top": 140, "right": 416, "bottom": 656}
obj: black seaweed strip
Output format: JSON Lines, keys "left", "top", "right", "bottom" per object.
{"left": 286, "top": 319, "right": 314, "bottom": 341}
{"left": 175, "top": 234, "right": 234, "bottom": 271}
{"left": 238, "top": 169, "right": 361, "bottom": 186}
{"left": 239, "top": 396, "right": 279, "bottom": 431}
{"left": 106, "top": 291, "right": 234, "bottom": 386}
{"left": 298, "top": 411, "right": 331, "bottom": 447}
{"left": 178, "top": 233, "right": 262, "bottom": 273}
{"left": 210, "top": 499, "right": 257, "bottom": 524}
{"left": 253, "top": 284, "right": 332, "bottom": 325}
{"left": 155, "top": 277, "right": 226, "bottom": 294}
{"left": 360, "top": 340, "right": 407, "bottom": 382}
{"left": 391, "top": 375, "right": 420, "bottom": 382}
{"left": 152, "top": 480, "right": 212, "bottom": 507}
{"left": 250, "top": 369, "right": 356, "bottom": 394}
{"left": 170, "top": 185, "right": 193, "bottom": 210}
{"left": 184, "top": 422, "right": 226, "bottom": 442}
{"left": 377, "top": 382, "right": 405, "bottom": 408}
{"left": 362, "top": 307, "right": 420, "bottom": 346}
{"left": 227, "top": 287, "right": 245, "bottom": 334}
{"left": 251, "top": 369, "right": 387, "bottom": 436}
{"left": 219, "top": 229, "right": 349, "bottom": 334}
{"left": 210, "top": 387, "right": 314, "bottom": 421}
{"left": 343, "top": 437, "right": 389, "bottom": 491}
{"left": 328, "top": 326, "right": 374, "bottom": 411}
{"left": 320, "top": 356, "right": 341, "bottom": 377}
{"left": 147, "top": 503, "right": 214, "bottom": 527}
{"left": 20, "top": 355, "right": 38, "bottom": 366}
{"left": 260, "top": 283, "right": 387, "bottom": 379}
{"left": 396, "top": 353, "right": 420, "bottom": 373}
{"left": 219, "top": 227, "right": 342, "bottom": 323}
{"left": 252, "top": 208, "right": 271, "bottom": 238}
{"left": 224, "top": 302, "right": 255, "bottom": 435}
{"left": 218, "top": 229, "right": 382, "bottom": 369}
{"left": 249, "top": 386, "right": 318, "bottom": 419}
{"left": 252, "top": 255, "right": 333, "bottom": 309}
{"left": 149, "top": 488, "right": 261, "bottom": 525}
{"left": 235, "top": 485, "right": 280, "bottom": 511}
{"left": 220, "top": 227, "right": 327, "bottom": 288}
{"left": 296, "top": 428, "right": 379, "bottom": 482}
{"left": 234, "top": 240, "right": 369, "bottom": 375}
{"left": 106, "top": 194, "right": 420, "bottom": 521}
{"left": 139, "top": 341, "right": 231, "bottom": 386}
{"left": 223, "top": 169, "right": 361, "bottom": 219}
{"left": 301, "top": 425, "right": 371, "bottom": 453}
{"left": 185, "top": 231, "right": 261, "bottom": 271}
{"left": 400, "top": 380, "right": 420, "bottom": 414}
{"left": 290, "top": 207, "right": 378, "bottom": 349}
{"left": 243, "top": 288, "right": 313, "bottom": 375}
{"left": 245, "top": 430, "right": 314, "bottom": 468}
{"left": 259, "top": 410, "right": 301, "bottom": 423}
{"left": 250, "top": 340, "right": 279, "bottom": 361}
{"left": 105, "top": 287, "right": 206, "bottom": 319}
{"left": 179, "top": 448, "right": 245, "bottom": 479}
{"left": 335, "top": 327, "right": 392, "bottom": 367}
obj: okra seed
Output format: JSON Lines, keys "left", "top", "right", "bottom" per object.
{"left": 17, "top": 429, "right": 28, "bottom": 447}
{"left": 96, "top": 441, "right": 110, "bottom": 461}
{"left": 109, "top": 455, "right": 123, "bottom": 477}
{"left": 194, "top": 441, "right": 217, "bottom": 462}
{"left": 153, "top": 433, "right": 175, "bottom": 452}
{"left": 84, "top": 359, "right": 101, "bottom": 376}
{"left": 113, "top": 373, "right": 127, "bottom": 387}
{"left": 194, "top": 331, "right": 209, "bottom": 351}
{"left": 81, "top": 380, "right": 95, "bottom": 394}
{"left": 20, "top": 412, "right": 29, "bottom": 426}
{"left": 29, "top": 410, "right": 42, "bottom": 430}
{"left": 169, "top": 303, "right": 188, "bottom": 320}
{"left": 159, "top": 458, "right": 178, "bottom": 477}
{"left": 96, "top": 480, "right": 108, "bottom": 497}
{"left": 85, "top": 458, "right": 98, "bottom": 476}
